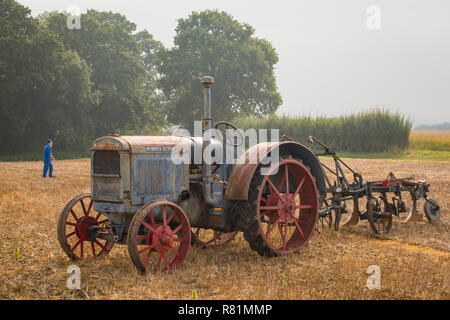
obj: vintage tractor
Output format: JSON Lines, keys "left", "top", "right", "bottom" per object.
{"left": 57, "top": 76, "right": 327, "bottom": 273}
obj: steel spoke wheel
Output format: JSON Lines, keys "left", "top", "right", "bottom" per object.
{"left": 316, "top": 198, "right": 333, "bottom": 232}
{"left": 367, "top": 198, "right": 393, "bottom": 235}
{"left": 236, "top": 158, "right": 319, "bottom": 256}
{"left": 127, "top": 201, "right": 191, "bottom": 274}
{"left": 257, "top": 160, "right": 318, "bottom": 254}
{"left": 191, "top": 228, "right": 237, "bottom": 248}
{"left": 57, "top": 194, "right": 114, "bottom": 260}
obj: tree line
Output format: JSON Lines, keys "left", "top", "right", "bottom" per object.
{"left": 0, "top": 0, "right": 282, "bottom": 157}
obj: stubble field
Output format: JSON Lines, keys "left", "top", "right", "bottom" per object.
{"left": 0, "top": 158, "right": 448, "bottom": 300}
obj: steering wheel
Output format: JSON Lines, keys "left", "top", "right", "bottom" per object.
{"left": 214, "top": 121, "right": 244, "bottom": 147}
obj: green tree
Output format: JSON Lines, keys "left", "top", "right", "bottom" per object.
{"left": 157, "top": 10, "right": 282, "bottom": 131}
{"left": 43, "top": 10, "right": 165, "bottom": 137}
{"left": 0, "top": 0, "right": 99, "bottom": 154}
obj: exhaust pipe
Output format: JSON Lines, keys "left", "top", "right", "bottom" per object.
{"left": 200, "top": 76, "right": 215, "bottom": 206}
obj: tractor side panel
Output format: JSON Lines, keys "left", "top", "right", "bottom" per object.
{"left": 225, "top": 141, "right": 326, "bottom": 201}
{"left": 131, "top": 153, "right": 189, "bottom": 206}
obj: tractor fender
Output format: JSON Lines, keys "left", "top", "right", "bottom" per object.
{"left": 225, "top": 141, "right": 326, "bottom": 200}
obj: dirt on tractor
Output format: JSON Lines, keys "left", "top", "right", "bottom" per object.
{"left": 0, "top": 158, "right": 448, "bottom": 300}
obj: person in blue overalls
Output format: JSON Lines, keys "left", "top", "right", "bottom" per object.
{"left": 43, "top": 139, "right": 56, "bottom": 178}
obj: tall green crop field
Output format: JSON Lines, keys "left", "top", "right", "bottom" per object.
{"left": 233, "top": 109, "right": 412, "bottom": 153}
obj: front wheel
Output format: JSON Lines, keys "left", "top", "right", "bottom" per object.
{"left": 237, "top": 159, "right": 319, "bottom": 256}
{"left": 127, "top": 201, "right": 191, "bottom": 274}
{"left": 57, "top": 194, "right": 114, "bottom": 260}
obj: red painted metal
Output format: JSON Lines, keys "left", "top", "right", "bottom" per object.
{"left": 134, "top": 202, "right": 190, "bottom": 272}
{"left": 64, "top": 196, "right": 113, "bottom": 259}
{"left": 381, "top": 172, "right": 427, "bottom": 187}
{"left": 225, "top": 142, "right": 278, "bottom": 201}
{"left": 191, "top": 228, "right": 237, "bottom": 247}
{"left": 225, "top": 140, "right": 325, "bottom": 201}
{"left": 257, "top": 160, "right": 318, "bottom": 254}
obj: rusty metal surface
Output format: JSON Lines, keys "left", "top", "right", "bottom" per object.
{"left": 122, "top": 136, "right": 190, "bottom": 154}
{"left": 131, "top": 153, "right": 189, "bottom": 206}
{"left": 91, "top": 134, "right": 190, "bottom": 214}
{"left": 91, "top": 135, "right": 192, "bottom": 153}
{"left": 91, "top": 136, "right": 131, "bottom": 151}
{"left": 225, "top": 141, "right": 326, "bottom": 201}
{"left": 225, "top": 142, "right": 278, "bottom": 200}
{"left": 91, "top": 150, "right": 131, "bottom": 211}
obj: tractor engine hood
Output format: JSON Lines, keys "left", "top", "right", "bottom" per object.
{"left": 91, "top": 134, "right": 222, "bottom": 161}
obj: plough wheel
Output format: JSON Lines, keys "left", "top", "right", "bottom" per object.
{"left": 367, "top": 198, "right": 392, "bottom": 235}
{"left": 237, "top": 159, "right": 319, "bottom": 256}
{"left": 127, "top": 201, "right": 191, "bottom": 274}
{"left": 57, "top": 194, "right": 114, "bottom": 260}
{"left": 317, "top": 198, "right": 333, "bottom": 232}
{"left": 191, "top": 228, "right": 237, "bottom": 248}
{"left": 317, "top": 211, "right": 333, "bottom": 231}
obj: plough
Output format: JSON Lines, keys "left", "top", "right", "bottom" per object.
{"left": 309, "top": 136, "right": 440, "bottom": 235}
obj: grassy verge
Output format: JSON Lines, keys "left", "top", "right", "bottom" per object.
{"left": 3, "top": 149, "right": 448, "bottom": 162}
{"left": 336, "top": 149, "right": 450, "bottom": 162}
{"left": 2, "top": 131, "right": 449, "bottom": 162}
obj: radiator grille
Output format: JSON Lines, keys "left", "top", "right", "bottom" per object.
{"left": 94, "top": 151, "right": 120, "bottom": 175}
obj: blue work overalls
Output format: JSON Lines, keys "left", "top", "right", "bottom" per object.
{"left": 43, "top": 144, "right": 53, "bottom": 178}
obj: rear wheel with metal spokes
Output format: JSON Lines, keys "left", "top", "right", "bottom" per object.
{"left": 238, "top": 159, "right": 319, "bottom": 256}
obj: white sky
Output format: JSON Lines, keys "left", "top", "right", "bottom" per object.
{"left": 18, "top": 0, "right": 450, "bottom": 126}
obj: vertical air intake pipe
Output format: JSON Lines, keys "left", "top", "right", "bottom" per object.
{"left": 200, "top": 76, "right": 215, "bottom": 206}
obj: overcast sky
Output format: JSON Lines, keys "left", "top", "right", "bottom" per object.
{"left": 18, "top": 0, "right": 450, "bottom": 126}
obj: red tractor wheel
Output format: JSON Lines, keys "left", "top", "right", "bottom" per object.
{"left": 57, "top": 194, "right": 114, "bottom": 260}
{"left": 238, "top": 159, "right": 319, "bottom": 256}
{"left": 191, "top": 228, "right": 237, "bottom": 248}
{"left": 127, "top": 201, "right": 191, "bottom": 274}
